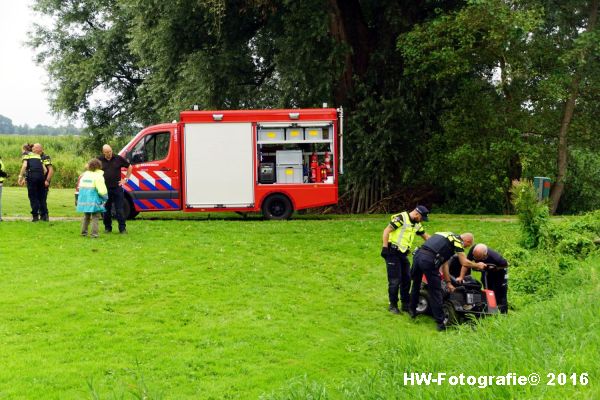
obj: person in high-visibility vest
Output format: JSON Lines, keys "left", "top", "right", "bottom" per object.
{"left": 381, "top": 205, "right": 431, "bottom": 314}
{"left": 409, "top": 232, "right": 486, "bottom": 331}
{"left": 18, "top": 144, "right": 48, "bottom": 222}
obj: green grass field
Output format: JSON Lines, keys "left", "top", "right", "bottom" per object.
{"left": 0, "top": 188, "right": 597, "bottom": 399}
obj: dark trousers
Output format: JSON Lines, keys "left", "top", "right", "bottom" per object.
{"left": 27, "top": 177, "right": 47, "bottom": 217}
{"left": 103, "top": 186, "right": 126, "bottom": 232}
{"left": 385, "top": 249, "right": 411, "bottom": 307}
{"left": 410, "top": 252, "right": 444, "bottom": 324}
{"left": 41, "top": 187, "right": 49, "bottom": 217}
{"left": 482, "top": 270, "right": 508, "bottom": 313}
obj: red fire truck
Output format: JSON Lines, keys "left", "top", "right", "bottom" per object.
{"left": 108, "top": 107, "right": 344, "bottom": 219}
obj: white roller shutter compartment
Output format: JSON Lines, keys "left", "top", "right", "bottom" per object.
{"left": 184, "top": 123, "right": 254, "bottom": 207}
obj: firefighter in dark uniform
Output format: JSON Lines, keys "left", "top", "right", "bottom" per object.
{"left": 456, "top": 244, "right": 509, "bottom": 314}
{"left": 409, "top": 232, "right": 485, "bottom": 330}
{"left": 381, "top": 205, "right": 430, "bottom": 314}
{"left": 17, "top": 144, "right": 48, "bottom": 222}
{"left": 98, "top": 144, "right": 132, "bottom": 234}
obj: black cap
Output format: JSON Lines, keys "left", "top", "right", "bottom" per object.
{"left": 415, "top": 205, "right": 430, "bottom": 221}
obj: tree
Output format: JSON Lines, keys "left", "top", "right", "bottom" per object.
{"left": 398, "top": 0, "right": 600, "bottom": 213}
{"left": 30, "top": 0, "right": 600, "bottom": 213}
{"left": 0, "top": 114, "right": 15, "bottom": 134}
{"left": 30, "top": 0, "right": 148, "bottom": 149}
{"left": 30, "top": 0, "right": 461, "bottom": 212}
{"left": 541, "top": 0, "right": 599, "bottom": 213}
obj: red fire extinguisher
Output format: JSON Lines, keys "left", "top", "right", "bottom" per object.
{"left": 319, "top": 164, "right": 328, "bottom": 182}
{"left": 324, "top": 151, "right": 332, "bottom": 176}
{"left": 310, "top": 152, "right": 319, "bottom": 183}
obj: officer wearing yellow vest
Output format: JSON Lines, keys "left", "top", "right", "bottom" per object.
{"left": 18, "top": 144, "right": 48, "bottom": 222}
{"left": 381, "top": 205, "right": 431, "bottom": 314}
{"left": 409, "top": 232, "right": 485, "bottom": 331}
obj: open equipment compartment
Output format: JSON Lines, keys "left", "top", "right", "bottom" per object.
{"left": 257, "top": 122, "right": 335, "bottom": 185}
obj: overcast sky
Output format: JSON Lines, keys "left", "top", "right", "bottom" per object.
{"left": 0, "top": 0, "right": 70, "bottom": 127}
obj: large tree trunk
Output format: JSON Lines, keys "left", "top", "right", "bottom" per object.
{"left": 549, "top": 0, "right": 599, "bottom": 214}
{"left": 328, "top": 0, "right": 372, "bottom": 106}
{"left": 550, "top": 76, "right": 579, "bottom": 214}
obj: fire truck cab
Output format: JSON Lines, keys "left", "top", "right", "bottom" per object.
{"left": 116, "top": 107, "right": 343, "bottom": 219}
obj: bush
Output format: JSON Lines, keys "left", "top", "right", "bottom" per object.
{"left": 510, "top": 258, "right": 556, "bottom": 298}
{"left": 569, "top": 210, "right": 600, "bottom": 235}
{"left": 502, "top": 246, "right": 531, "bottom": 267}
{"left": 556, "top": 255, "right": 577, "bottom": 271}
{"left": 510, "top": 180, "right": 549, "bottom": 248}
{"left": 542, "top": 210, "right": 600, "bottom": 257}
{"left": 555, "top": 235, "right": 596, "bottom": 258}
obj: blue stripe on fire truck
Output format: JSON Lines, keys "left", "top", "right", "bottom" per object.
{"left": 148, "top": 199, "right": 165, "bottom": 209}
{"left": 127, "top": 180, "right": 142, "bottom": 191}
{"left": 164, "top": 199, "right": 178, "bottom": 208}
{"left": 133, "top": 199, "right": 148, "bottom": 209}
{"left": 140, "top": 180, "right": 159, "bottom": 191}
{"left": 156, "top": 179, "right": 174, "bottom": 190}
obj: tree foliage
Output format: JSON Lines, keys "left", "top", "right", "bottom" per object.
{"left": 398, "top": 0, "right": 600, "bottom": 213}
{"left": 29, "top": 0, "right": 600, "bottom": 213}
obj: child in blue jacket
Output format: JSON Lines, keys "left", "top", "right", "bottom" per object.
{"left": 77, "top": 159, "right": 108, "bottom": 237}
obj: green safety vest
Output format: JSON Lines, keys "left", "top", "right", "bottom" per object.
{"left": 388, "top": 211, "right": 425, "bottom": 252}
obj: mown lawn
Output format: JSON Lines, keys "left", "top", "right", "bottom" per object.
{"left": 0, "top": 188, "right": 597, "bottom": 399}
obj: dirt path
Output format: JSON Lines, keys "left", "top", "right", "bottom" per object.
{"left": 1, "top": 216, "right": 81, "bottom": 222}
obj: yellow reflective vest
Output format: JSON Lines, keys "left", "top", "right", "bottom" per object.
{"left": 0, "top": 159, "right": 5, "bottom": 183}
{"left": 388, "top": 211, "right": 426, "bottom": 252}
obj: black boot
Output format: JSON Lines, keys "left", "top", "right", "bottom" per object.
{"left": 32, "top": 215, "right": 39, "bottom": 222}
{"left": 388, "top": 304, "right": 400, "bottom": 314}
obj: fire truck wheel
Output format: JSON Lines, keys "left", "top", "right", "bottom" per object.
{"left": 126, "top": 197, "right": 139, "bottom": 219}
{"left": 262, "top": 194, "right": 293, "bottom": 220}
{"left": 111, "top": 197, "right": 138, "bottom": 220}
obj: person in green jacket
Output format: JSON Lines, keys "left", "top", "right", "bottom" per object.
{"left": 76, "top": 159, "right": 108, "bottom": 237}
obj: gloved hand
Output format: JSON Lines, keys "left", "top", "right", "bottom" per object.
{"left": 381, "top": 247, "right": 390, "bottom": 258}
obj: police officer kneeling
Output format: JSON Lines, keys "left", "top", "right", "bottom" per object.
{"left": 409, "top": 232, "right": 486, "bottom": 331}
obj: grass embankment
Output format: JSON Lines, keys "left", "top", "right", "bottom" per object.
{"left": 0, "top": 188, "right": 597, "bottom": 399}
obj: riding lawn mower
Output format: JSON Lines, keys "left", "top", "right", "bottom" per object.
{"left": 416, "top": 264, "right": 503, "bottom": 326}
